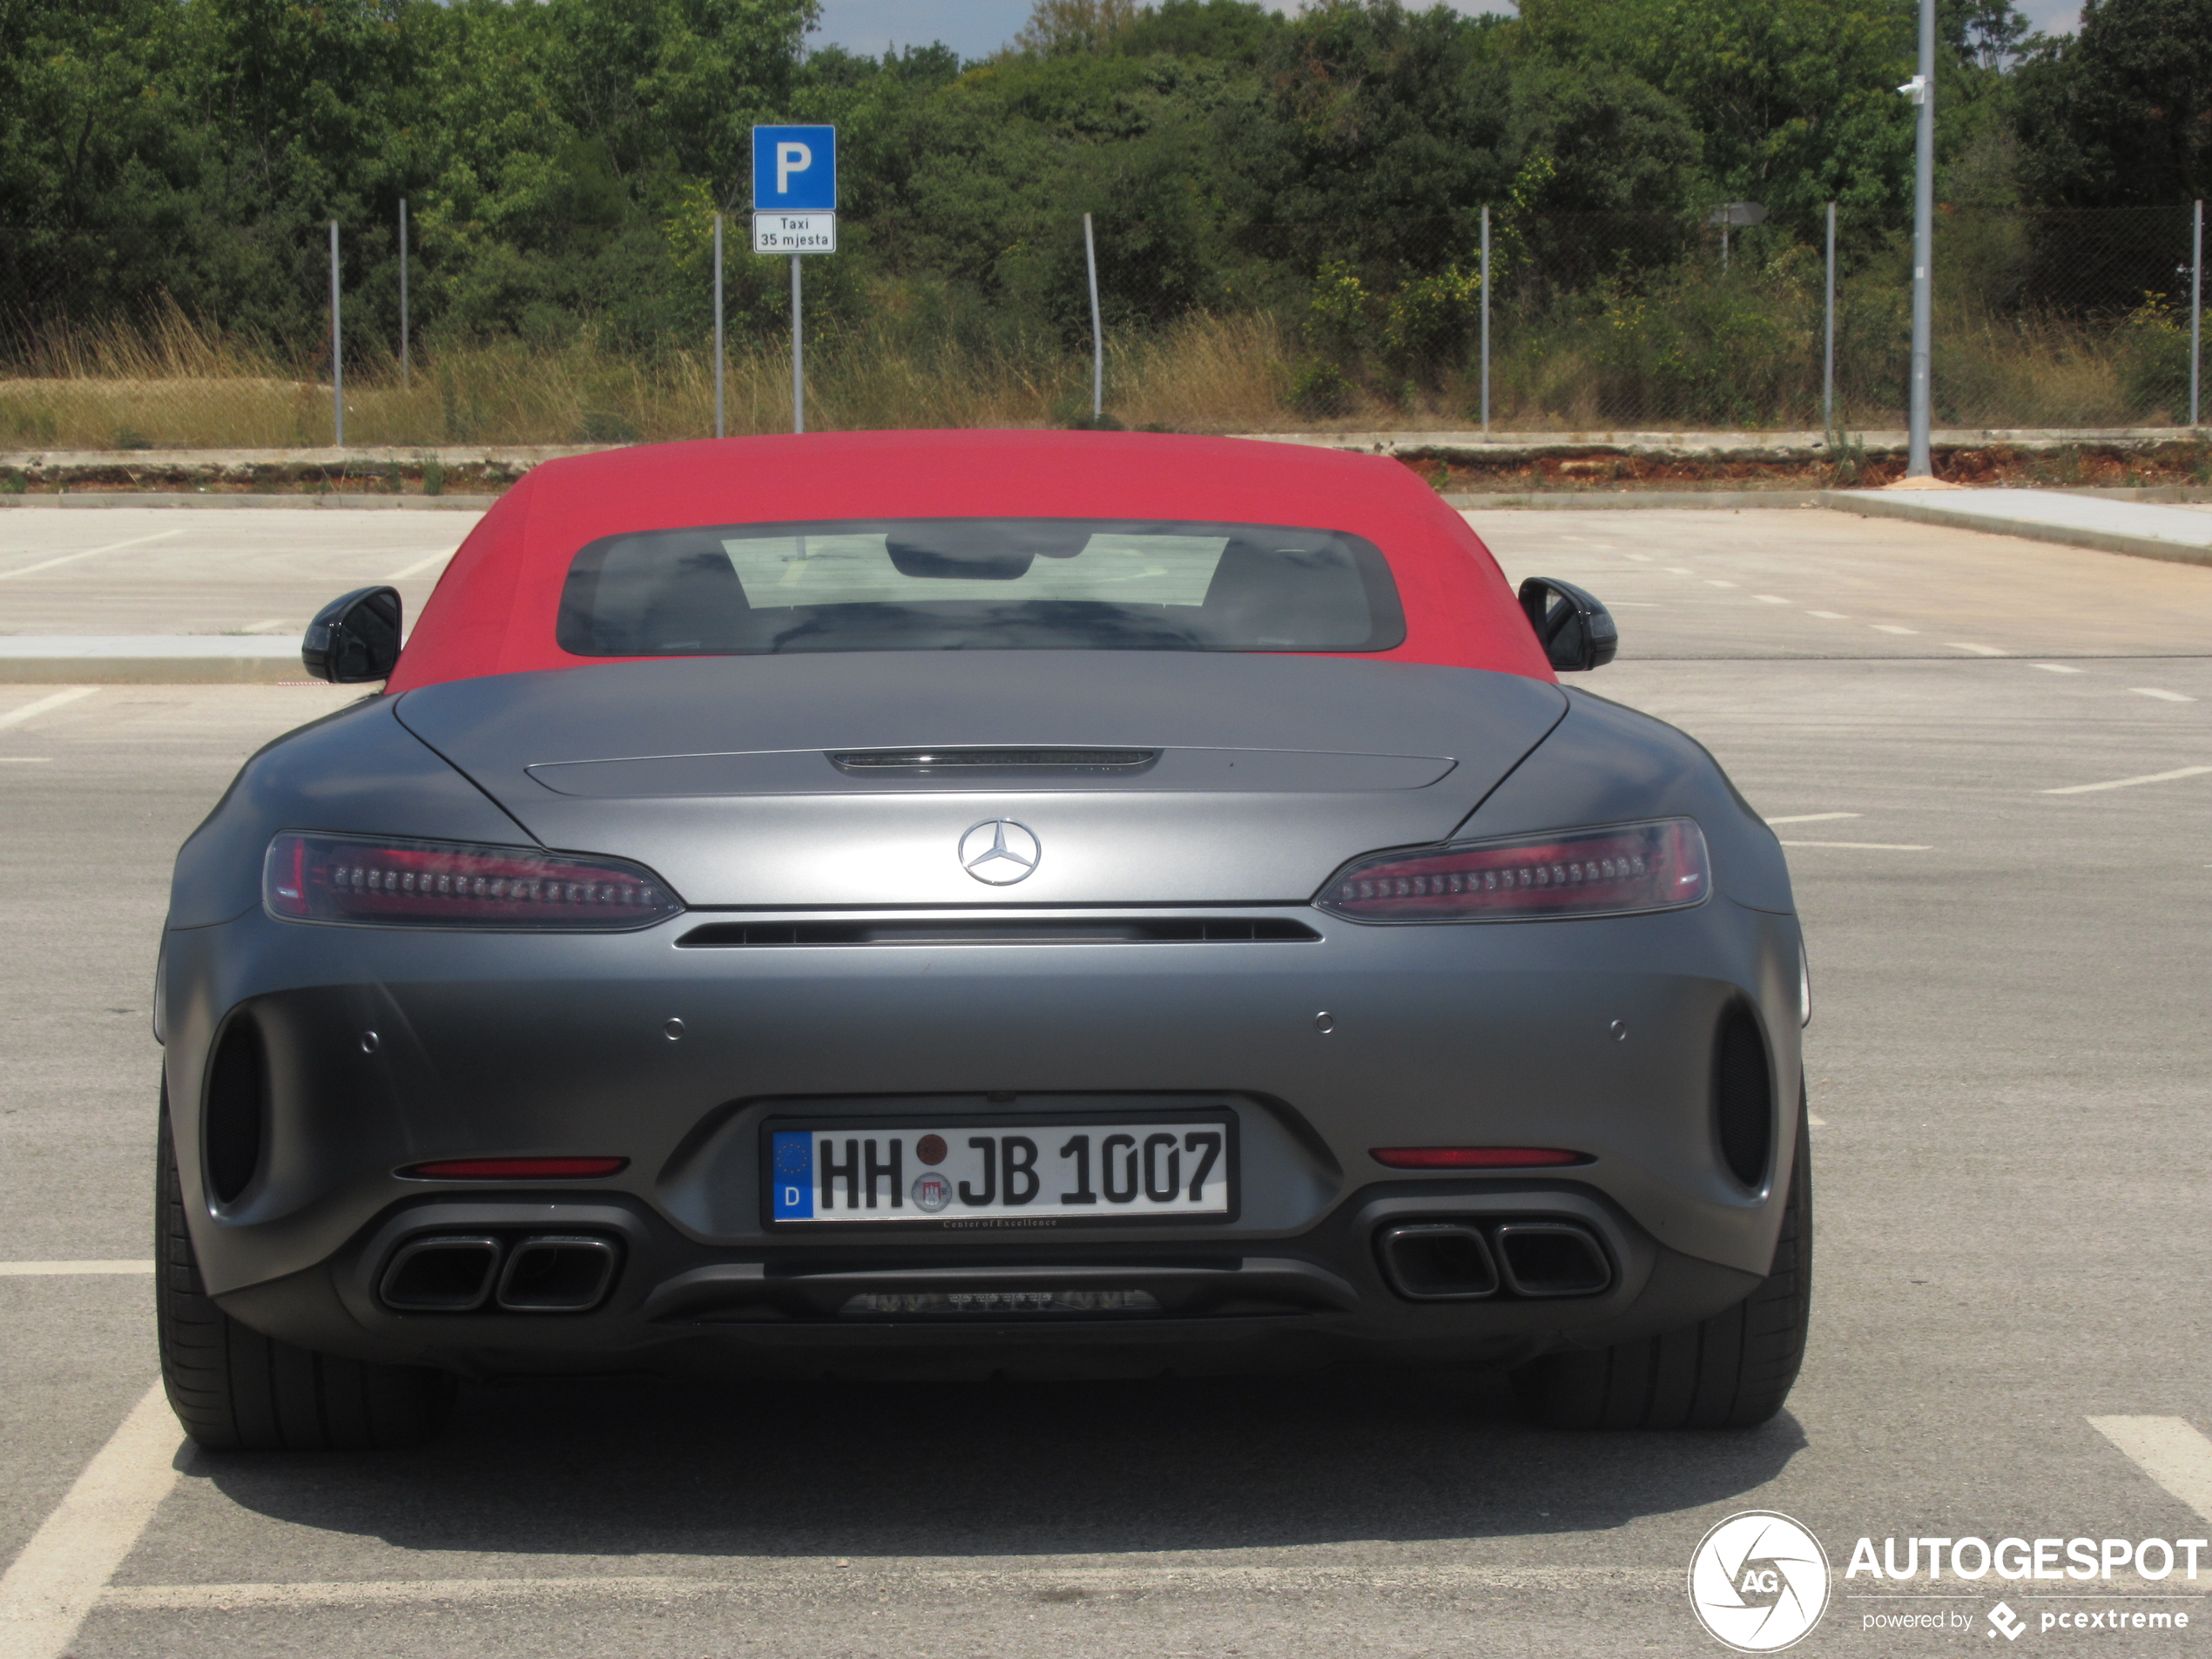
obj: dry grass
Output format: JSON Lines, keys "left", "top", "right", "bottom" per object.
{"left": 0, "top": 294, "right": 2188, "bottom": 452}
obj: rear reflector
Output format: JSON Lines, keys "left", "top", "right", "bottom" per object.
{"left": 1318, "top": 818, "right": 1709, "bottom": 923}
{"left": 265, "top": 832, "right": 681, "bottom": 931}
{"left": 1370, "top": 1147, "right": 1588, "bottom": 1169}
{"left": 403, "top": 1157, "right": 628, "bottom": 1180}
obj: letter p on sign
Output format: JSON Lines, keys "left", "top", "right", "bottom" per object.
{"left": 753, "top": 125, "right": 837, "bottom": 212}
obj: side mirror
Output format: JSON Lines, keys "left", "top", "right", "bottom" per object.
{"left": 302, "top": 586, "right": 402, "bottom": 684}
{"left": 1518, "top": 577, "right": 1618, "bottom": 672}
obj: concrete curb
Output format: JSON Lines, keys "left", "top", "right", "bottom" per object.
{"left": 0, "top": 657, "right": 311, "bottom": 684}
{"left": 1449, "top": 490, "right": 1825, "bottom": 509}
{"left": 1820, "top": 491, "right": 2212, "bottom": 570}
{"left": 0, "top": 492, "right": 496, "bottom": 510}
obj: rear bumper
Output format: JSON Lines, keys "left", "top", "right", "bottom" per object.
{"left": 164, "top": 896, "right": 1801, "bottom": 1376}
{"left": 214, "top": 1180, "right": 1764, "bottom": 1380}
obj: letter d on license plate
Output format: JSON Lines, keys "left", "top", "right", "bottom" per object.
{"left": 765, "top": 1113, "right": 1236, "bottom": 1228}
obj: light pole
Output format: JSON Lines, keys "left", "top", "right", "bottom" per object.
{"left": 1900, "top": 0, "right": 1935, "bottom": 477}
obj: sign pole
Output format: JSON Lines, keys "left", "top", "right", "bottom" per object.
{"left": 753, "top": 123, "right": 834, "bottom": 435}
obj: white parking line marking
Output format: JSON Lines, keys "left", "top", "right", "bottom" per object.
{"left": 0, "top": 1262, "right": 155, "bottom": 1277}
{"left": 1754, "top": 595, "right": 1791, "bottom": 604}
{"left": 0, "top": 759, "right": 52, "bottom": 765}
{"left": 1705, "top": 580, "right": 1738, "bottom": 588}
{"left": 1777, "top": 840, "right": 1932, "bottom": 850}
{"left": 1622, "top": 553, "right": 1651, "bottom": 562}
{"left": 385, "top": 550, "right": 455, "bottom": 581}
{"left": 2043, "top": 765, "right": 2212, "bottom": 796}
{"left": 1667, "top": 567, "right": 1695, "bottom": 575}
{"left": 1871, "top": 624, "right": 1919, "bottom": 635}
{"left": 96, "top": 1562, "right": 1674, "bottom": 1612}
{"left": 0, "top": 689, "right": 98, "bottom": 732}
{"left": 1766, "top": 813, "right": 1863, "bottom": 825}
{"left": 0, "top": 529, "right": 185, "bottom": 583}
{"left": 0, "top": 1380, "right": 182, "bottom": 1659}
{"left": 2132, "top": 688, "right": 2196, "bottom": 703}
{"left": 2032, "top": 664, "right": 2086, "bottom": 674}
{"left": 1806, "top": 1113, "right": 1829, "bottom": 1129}
{"left": 1948, "top": 643, "right": 2006, "bottom": 656}
{"left": 1807, "top": 610, "right": 1849, "bottom": 619}
{"left": 2089, "top": 1417, "right": 2212, "bottom": 1525}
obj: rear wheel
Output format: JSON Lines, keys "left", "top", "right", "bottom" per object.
{"left": 1510, "top": 1090, "right": 1811, "bottom": 1430}
{"left": 157, "top": 1084, "right": 454, "bottom": 1451}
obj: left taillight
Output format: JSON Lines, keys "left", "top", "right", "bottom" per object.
{"left": 264, "top": 833, "right": 683, "bottom": 930}
{"left": 1316, "top": 818, "right": 1709, "bottom": 924}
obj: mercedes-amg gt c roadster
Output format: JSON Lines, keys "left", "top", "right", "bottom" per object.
{"left": 154, "top": 430, "right": 1811, "bottom": 1450}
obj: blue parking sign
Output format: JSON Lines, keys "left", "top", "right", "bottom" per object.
{"left": 752, "top": 125, "right": 836, "bottom": 212}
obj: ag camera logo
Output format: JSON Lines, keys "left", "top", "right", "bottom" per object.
{"left": 1689, "top": 1511, "right": 1831, "bottom": 1652}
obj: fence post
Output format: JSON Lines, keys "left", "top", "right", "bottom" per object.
{"left": 2192, "top": 199, "right": 2202, "bottom": 429}
{"left": 1480, "top": 204, "right": 1491, "bottom": 434}
{"left": 328, "top": 219, "right": 343, "bottom": 448}
{"left": 1824, "top": 202, "right": 1837, "bottom": 437}
{"left": 712, "top": 213, "right": 725, "bottom": 440}
{"left": 1083, "top": 212, "right": 1103, "bottom": 420}
{"left": 398, "top": 199, "right": 409, "bottom": 388}
{"left": 791, "top": 253, "right": 804, "bottom": 435}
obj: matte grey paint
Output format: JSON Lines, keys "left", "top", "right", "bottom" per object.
{"left": 160, "top": 648, "right": 1803, "bottom": 1379}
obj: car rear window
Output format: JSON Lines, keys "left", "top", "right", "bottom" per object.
{"left": 555, "top": 518, "right": 1406, "bottom": 656}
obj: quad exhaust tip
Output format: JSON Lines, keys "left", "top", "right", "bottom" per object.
{"left": 378, "top": 1233, "right": 620, "bottom": 1314}
{"left": 496, "top": 1235, "right": 620, "bottom": 1312}
{"left": 1375, "top": 1219, "right": 1611, "bottom": 1301}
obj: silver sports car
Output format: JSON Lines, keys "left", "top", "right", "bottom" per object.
{"left": 154, "top": 431, "right": 1810, "bottom": 1450}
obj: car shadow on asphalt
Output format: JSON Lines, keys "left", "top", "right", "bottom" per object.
{"left": 191, "top": 1367, "right": 1804, "bottom": 1554}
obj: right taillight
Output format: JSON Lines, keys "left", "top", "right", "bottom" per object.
{"left": 1317, "top": 818, "right": 1710, "bottom": 924}
{"left": 264, "top": 832, "right": 682, "bottom": 930}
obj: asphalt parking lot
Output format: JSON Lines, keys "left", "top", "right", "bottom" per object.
{"left": 2, "top": 503, "right": 2209, "bottom": 1656}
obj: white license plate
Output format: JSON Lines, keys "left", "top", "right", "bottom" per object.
{"left": 766, "top": 1116, "right": 1236, "bottom": 1227}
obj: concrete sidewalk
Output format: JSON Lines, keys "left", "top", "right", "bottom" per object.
{"left": 1828, "top": 487, "right": 2212, "bottom": 569}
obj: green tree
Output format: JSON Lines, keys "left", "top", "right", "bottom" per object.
{"left": 2015, "top": 0, "right": 2212, "bottom": 205}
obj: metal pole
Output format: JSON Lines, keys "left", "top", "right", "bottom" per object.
{"left": 1480, "top": 204, "right": 1491, "bottom": 433}
{"left": 1908, "top": 0, "right": 1935, "bottom": 476}
{"left": 1083, "top": 212, "right": 1103, "bottom": 419}
{"left": 712, "top": 214, "right": 725, "bottom": 440}
{"left": 1824, "top": 202, "right": 1838, "bottom": 435}
{"left": 2191, "top": 199, "right": 2202, "bottom": 428}
{"left": 398, "top": 199, "right": 409, "bottom": 388}
{"left": 328, "top": 219, "right": 343, "bottom": 448}
{"left": 791, "top": 253, "right": 804, "bottom": 435}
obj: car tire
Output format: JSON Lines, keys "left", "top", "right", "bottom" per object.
{"left": 1509, "top": 1089, "right": 1811, "bottom": 1431}
{"left": 157, "top": 1084, "right": 455, "bottom": 1451}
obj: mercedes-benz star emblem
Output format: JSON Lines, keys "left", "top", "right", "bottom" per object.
{"left": 959, "top": 819, "right": 1041, "bottom": 886}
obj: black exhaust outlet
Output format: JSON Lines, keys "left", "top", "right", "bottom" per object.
{"left": 496, "top": 1235, "right": 620, "bottom": 1312}
{"left": 1494, "top": 1224, "right": 1612, "bottom": 1297}
{"left": 379, "top": 1235, "right": 500, "bottom": 1312}
{"left": 1375, "top": 1223, "right": 1501, "bottom": 1300}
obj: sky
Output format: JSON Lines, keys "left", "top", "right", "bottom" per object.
{"left": 810, "top": 0, "right": 2085, "bottom": 63}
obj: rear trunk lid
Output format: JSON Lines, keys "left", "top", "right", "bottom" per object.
{"left": 393, "top": 653, "right": 1565, "bottom": 907}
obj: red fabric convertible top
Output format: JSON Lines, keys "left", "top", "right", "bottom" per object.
{"left": 385, "top": 430, "right": 1553, "bottom": 692}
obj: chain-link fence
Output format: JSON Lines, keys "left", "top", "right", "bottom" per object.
{"left": 0, "top": 203, "right": 2202, "bottom": 450}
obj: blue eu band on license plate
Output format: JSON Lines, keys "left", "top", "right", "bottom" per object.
{"left": 769, "top": 1121, "right": 1232, "bottom": 1225}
